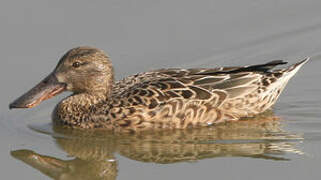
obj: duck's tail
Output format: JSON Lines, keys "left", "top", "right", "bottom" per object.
{"left": 279, "top": 57, "right": 310, "bottom": 77}
{"left": 265, "top": 57, "right": 310, "bottom": 92}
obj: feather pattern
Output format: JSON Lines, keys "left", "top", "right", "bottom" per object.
{"left": 79, "top": 58, "right": 310, "bottom": 131}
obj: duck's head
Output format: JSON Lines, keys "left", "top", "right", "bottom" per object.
{"left": 9, "top": 46, "right": 114, "bottom": 109}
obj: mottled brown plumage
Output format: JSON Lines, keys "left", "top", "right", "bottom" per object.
{"left": 10, "top": 47, "right": 309, "bottom": 131}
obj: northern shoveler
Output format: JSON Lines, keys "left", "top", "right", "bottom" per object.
{"left": 9, "top": 47, "right": 309, "bottom": 131}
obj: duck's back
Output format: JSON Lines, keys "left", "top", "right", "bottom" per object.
{"left": 104, "top": 59, "right": 308, "bottom": 131}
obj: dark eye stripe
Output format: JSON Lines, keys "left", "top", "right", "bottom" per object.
{"left": 72, "top": 61, "right": 89, "bottom": 68}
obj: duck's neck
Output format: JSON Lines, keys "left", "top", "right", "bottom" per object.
{"left": 54, "top": 92, "right": 111, "bottom": 128}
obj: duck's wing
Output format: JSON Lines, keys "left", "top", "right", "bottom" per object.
{"left": 112, "top": 60, "right": 287, "bottom": 109}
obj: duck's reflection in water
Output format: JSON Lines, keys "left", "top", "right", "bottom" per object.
{"left": 11, "top": 113, "right": 303, "bottom": 180}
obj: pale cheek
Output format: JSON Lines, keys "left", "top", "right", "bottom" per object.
{"left": 64, "top": 77, "right": 74, "bottom": 90}
{"left": 56, "top": 73, "right": 66, "bottom": 83}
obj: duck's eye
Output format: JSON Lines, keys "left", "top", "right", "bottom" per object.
{"left": 72, "top": 62, "right": 81, "bottom": 68}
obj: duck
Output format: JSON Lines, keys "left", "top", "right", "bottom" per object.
{"left": 9, "top": 46, "right": 309, "bottom": 132}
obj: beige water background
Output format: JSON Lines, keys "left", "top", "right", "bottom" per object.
{"left": 1, "top": 0, "right": 321, "bottom": 179}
